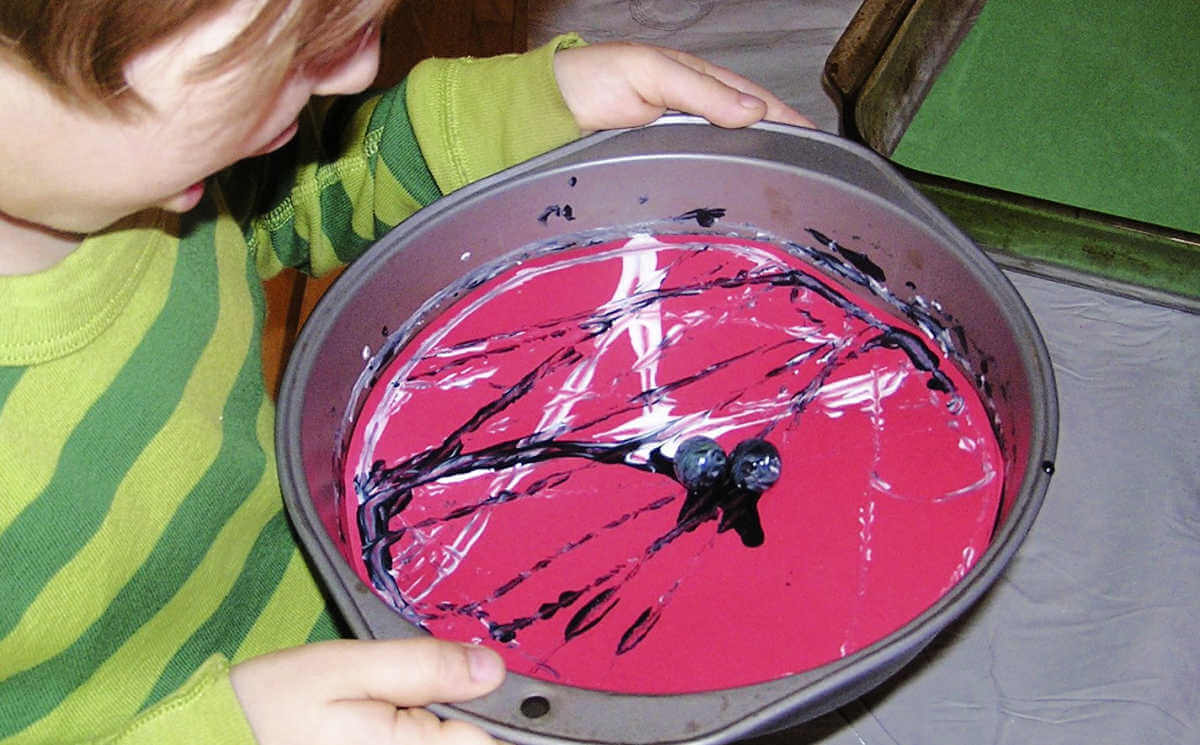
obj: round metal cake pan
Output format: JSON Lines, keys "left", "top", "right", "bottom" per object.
{"left": 277, "top": 116, "right": 1058, "bottom": 745}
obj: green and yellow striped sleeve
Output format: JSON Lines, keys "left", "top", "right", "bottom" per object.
{"left": 247, "top": 33, "right": 583, "bottom": 281}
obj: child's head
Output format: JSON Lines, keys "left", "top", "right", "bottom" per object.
{"left": 2, "top": 0, "right": 394, "bottom": 113}
{"left": 0, "top": 0, "right": 394, "bottom": 241}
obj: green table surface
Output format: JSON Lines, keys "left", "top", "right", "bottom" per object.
{"left": 892, "top": 0, "right": 1199, "bottom": 237}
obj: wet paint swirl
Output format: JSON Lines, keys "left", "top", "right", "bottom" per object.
{"left": 340, "top": 230, "right": 1002, "bottom": 693}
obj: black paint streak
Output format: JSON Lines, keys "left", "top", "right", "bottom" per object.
{"left": 616, "top": 606, "right": 662, "bottom": 655}
{"left": 538, "top": 204, "right": 576, "bottom": 224}
{"left": 862, "top": 329, "right": 953, "bottom": 393}
{"left": 806, "top": 228, "right": 886, "bottom": 283}
{"left": 837, "top": 246, "right": 886, "bottom": 283}
{"left": 677, "top": 207, "right": 726, "bottom": 227}
{"left": 564, "top": 587, "right": 620, "bottom": 640}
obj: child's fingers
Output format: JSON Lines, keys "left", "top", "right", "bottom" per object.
{"left": 649, "top": 47, "right": 814, "bottom": 128}
{"left": 554, "top": 43, "right": 813, "bottom": 132}
{"left": 231, "top": 639, "right": 508, "bottom": 745}
{"left": 325, "top": 700, "right": 499, "bottom": 745}
{"left": 309, "top": 638, "right": 506, "bottom": 706}
{"left": 389, "top": 708, "right": 500, "bottom": 745}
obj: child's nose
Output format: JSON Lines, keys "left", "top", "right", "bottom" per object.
{"left": 310, "top": 30, "right": 381, "bottom": 97}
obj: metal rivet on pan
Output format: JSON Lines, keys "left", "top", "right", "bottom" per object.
{"left": 520, "top": 695, "right": 551, "bottom": 719}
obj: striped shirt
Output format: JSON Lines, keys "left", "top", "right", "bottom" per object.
{"left": 0, "top": 35, "right": 582, "bottom": 743}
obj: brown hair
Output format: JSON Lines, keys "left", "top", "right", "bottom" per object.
{"left": 0, "top": 0, "right": 394, "bottom": 114}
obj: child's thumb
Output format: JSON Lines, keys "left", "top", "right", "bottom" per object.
{"left": 232, "top": 639, "right": 506, "bottom": 745}
{"left": 321, "top": 638, "right": 506, "bottom": 706}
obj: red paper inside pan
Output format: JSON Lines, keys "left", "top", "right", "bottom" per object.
{"left": 339, "top": 232, "right": 1002, "bottom": 694}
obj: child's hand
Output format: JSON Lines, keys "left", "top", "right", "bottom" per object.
{"left": 553, "top": 42, "right": 814, "bottom": 133}
{"left": 230, "top": 638, "right": 506, "bottom": 745}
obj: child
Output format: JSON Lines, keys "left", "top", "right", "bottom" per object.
{"left": 0, "top": 1, "right": 809, "bottom": 743}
